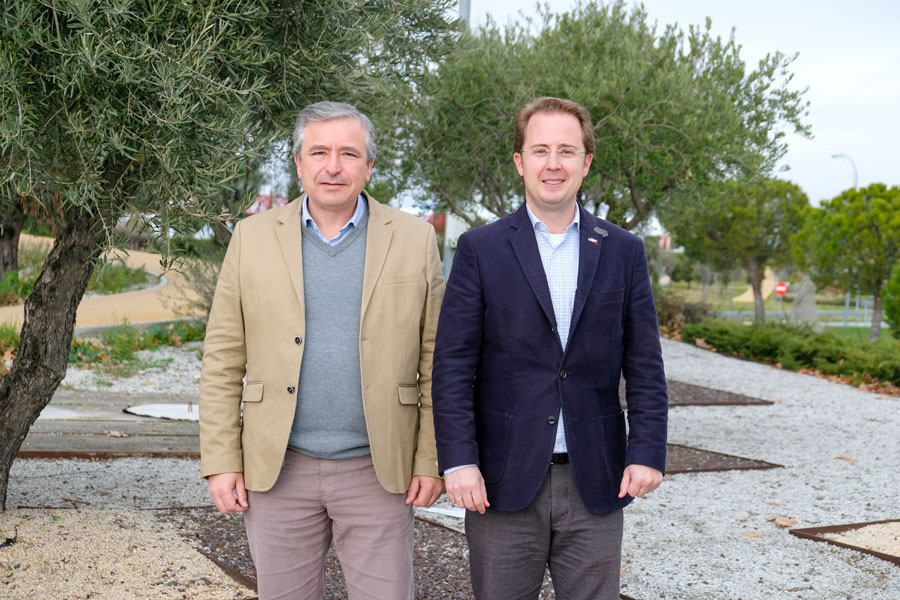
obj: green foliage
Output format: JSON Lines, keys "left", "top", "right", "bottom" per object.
{"left": 402, "top": 0, "right": 809, "bottom": 228}
{"left": 670, "top": 177, "right": 809, "bottom": 323}
{"left": 653, "top": 286, "right": 710, "bottom": 335}
{"left": 793, "top": 183, "right": 900, "bottom": 339}
{"left": 1, "top": 0, "right": 458, "bottom": 265}
{"left": 0, "top": 272, "right": 32, "bottom": 305}
{"left": 682, "top": 320, "right": 900, "bottom": 386}
{"left": 0, "top": 322, "right": 19, "bottom": 355}
{"left": 68, "top": 319, "right": 206, "bottom": 369}
{"left": 883, "top": 263, "right": 900, "bottom": 339}
{"left": 87, "top": 263, "right": 155, "bottom": 294}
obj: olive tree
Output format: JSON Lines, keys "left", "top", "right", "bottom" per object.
{"left": 0, "top": 0, "right": 456, "bottom": 510}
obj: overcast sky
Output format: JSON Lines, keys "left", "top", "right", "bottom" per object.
{"left": 468, "top": 0, "right": 900, "bottom": 205}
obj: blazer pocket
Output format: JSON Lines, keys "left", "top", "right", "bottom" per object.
{"left": 242, "top": 382, "right": 264, "bottom": 403}
{"left": 383, "top": 273, "right": 424, "bottom": 285}
{"left": 594, "top": 287, "right": 625, "bottom": 305}
{"left": 398, "top": 385, "right": 420, "bottom": 405}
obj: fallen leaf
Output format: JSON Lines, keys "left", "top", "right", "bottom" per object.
{"left": 620, "top": 566, "right": 629, "bottom": 575}
{"left": 774, "top": 517, "right": 797, "bottom": 528}
{"left": 834, "top": 455, "right": 858, "bottom": 463}
{"left": 771, "top": 501, "right": 783, "bottom": 506}
{"left": 142, "top": 380, "right": 153, "bottom": 386}
{"left": 104, "top": 430, "right": 130, "bottom": 438}
{"left": 742, "top": 530, "right": 762, "bottom": 539}
{"left": 787, "top": 586, "right": 808, "bottom": 592}
{"left": 694, "top": 338, "right": 712, "bottom": 350}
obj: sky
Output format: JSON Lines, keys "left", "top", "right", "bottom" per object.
{"left": 467, "top": 0, "right": 900, "bottom": 205}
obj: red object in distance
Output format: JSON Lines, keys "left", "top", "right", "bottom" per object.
{"left": 774, "top": 281, "right": 788, "bottom": 296}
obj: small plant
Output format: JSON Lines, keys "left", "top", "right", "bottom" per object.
{"left": 0, "top": 272, "right": 32, "bottom": 305}
{"left": 88, "top": 262, "right": 156, "bottom": 294}
{"left": 883, "top": 263, "right": 900, "bottom": 340}
{"left": 682, "top": 319, "right": 900, "bottom": 387}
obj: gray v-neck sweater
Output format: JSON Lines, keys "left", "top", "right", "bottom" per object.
{"left": 287, "top": 219, "right": 370, "bottom": 459}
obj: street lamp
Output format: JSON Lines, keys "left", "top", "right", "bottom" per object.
{"left": 831, "top": 153, "right": 858, "bottom": 189}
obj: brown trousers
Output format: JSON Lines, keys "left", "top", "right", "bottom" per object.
{"left": 244, "top": 450, "right": 414, "bottom": 600}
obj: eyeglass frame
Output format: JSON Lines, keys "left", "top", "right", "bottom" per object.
{"left": 518, "top": 146, "right": 589, "bottom": 161}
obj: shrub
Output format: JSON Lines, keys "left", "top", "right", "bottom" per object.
{"left": 654, "top": 286, "right": 710, "bottom": 335}
{"left": 682, "top": 319, "right": 900, "bottom": 386}
{"left": 0, "top": 272, "right": 32, "bottom": 305}
{"left": 883, "top": 263, "right": 900, "bottom": 340}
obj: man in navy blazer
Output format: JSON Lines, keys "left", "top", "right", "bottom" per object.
{"left": 432, "top": 97, "right": 668, "bottom": 599}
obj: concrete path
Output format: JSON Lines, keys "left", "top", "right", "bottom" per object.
{"left": 21, "top": 391, "right": 199, "bottom": 457}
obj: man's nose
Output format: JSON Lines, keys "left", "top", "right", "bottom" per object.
{"left": 325, "top": 152, "right": 342, "bottom": 174}
{"left": 546, "top": 150, "right": 562, "bottom": 168}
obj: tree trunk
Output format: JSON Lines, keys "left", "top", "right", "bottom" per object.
{"left": 0, "top": 200, "right": 25, "bottom": 278}
{"left": 0, "top": 209, "right": 103, "bottom": 510}
{"left": 870, "top": 282, "right": 883, "bottom": 341}
{"left": 747, "top": 258, "right": 766, "bottom": 324}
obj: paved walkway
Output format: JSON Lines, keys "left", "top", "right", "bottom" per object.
{"left": 0, "top": 234, "right": 204, "bottom": 329}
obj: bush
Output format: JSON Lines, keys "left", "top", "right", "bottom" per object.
{"left": 883, "top": 263, "right": 900, "bottom": 340}
{"left": 0, "top": 272, "right": 32, "bottom": 305}
{"left": 88, "top": 262, "right": 155, "bottom": 294}
{"left": 682, "top": 319, "right": 900, "bottom": 386}
{"left": 654, "top": 286, "right": 710, "bottom": 335}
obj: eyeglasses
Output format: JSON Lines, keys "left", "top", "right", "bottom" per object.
{"left": 520, "top": 147, "right": 587, "bottom": 161}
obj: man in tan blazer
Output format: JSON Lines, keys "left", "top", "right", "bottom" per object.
{"left": 200, "top": 101, "right": 444, "bottom": 599}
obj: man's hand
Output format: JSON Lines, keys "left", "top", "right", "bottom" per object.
{"left": 405, "top": 475, "right": 444, "bottom": 508}
{"left": 618, "top": 464, "right": 663, "bottom": 499}
{"left": 208, "top": 472, "right": 249, "bottom": 514}
{"left": 444, "top": 466, "right": 490, "bottom": 514}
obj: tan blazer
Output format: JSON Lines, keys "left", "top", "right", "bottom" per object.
{"left": 199, "top": 193, "right": 445, "bottom": 493}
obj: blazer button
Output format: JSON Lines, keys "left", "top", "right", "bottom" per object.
{"left": 287, "top": 386, "right": 295, "bottom": 394}
{"left": 559, "top": 370, "right": 567, "bottom": 379}
{"left": 547, "top": 416, "right": 557, "bottom": 425}
{"left": 294, "top": 336, "right": 302, "bottom": 345}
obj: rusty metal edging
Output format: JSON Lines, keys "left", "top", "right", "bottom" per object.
{"left": 665, "top": 443, "right": 783, "bottom": 474}
{"left": 790, "top": 519, "right": 900, "bottom": 566}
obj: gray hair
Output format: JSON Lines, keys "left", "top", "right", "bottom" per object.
{"left": 291, "top": 101, "right": 376, "bottom": 162}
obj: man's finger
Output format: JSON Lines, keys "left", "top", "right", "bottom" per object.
{"left": 618, "top": 471, "right": 631, "bottom": 499}
{"left": 405, "top": 477, "right": 421, "bottom": 505}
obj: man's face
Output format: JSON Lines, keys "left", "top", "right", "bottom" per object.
{"left": 513, "top": 111, "right": 592, "bottom": 216}
{"left": 293, "top": 117, "right": 373, "bottom": 212}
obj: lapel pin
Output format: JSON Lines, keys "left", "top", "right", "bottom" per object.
{"left": 588, "top": 237, "right": 598, "bottom": 245}
{"left": 593, "top": 226, "right": 609, "bottom": 238}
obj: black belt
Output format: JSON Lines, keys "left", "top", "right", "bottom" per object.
{"left": 550, "top": 453, "right": 569, "bottom": 465}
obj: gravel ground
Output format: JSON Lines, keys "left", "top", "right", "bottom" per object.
{"left": 5, "top": 336, "right": 900, "bottom": 599}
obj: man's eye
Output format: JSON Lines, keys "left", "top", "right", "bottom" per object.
{"left": 559, "top": 149, "right": 578, "bottom": 158}
{"left": 532, "top": 149, "right": 549, "bottom": 158}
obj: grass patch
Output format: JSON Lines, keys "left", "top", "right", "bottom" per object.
{"left": 682, "top": 319, "right": 900, "bottom": 388}
{"left": 68, "top": 320, "right": 206, "bottom": 371}
{"left": 1, "top": 247, "right": 158, "bottom": 306}
{"left": 87, "top": 262, "right": 157, "bottom": 294}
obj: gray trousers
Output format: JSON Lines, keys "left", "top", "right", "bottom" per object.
{"left": 465, "top": 463, "right": 624, "bottom": 600}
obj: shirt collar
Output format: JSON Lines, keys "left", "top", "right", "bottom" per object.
{"left": 525, "top": 202, "right": 580, "bottom": 234}
{"left": 302, "top": 194, "right": 367, "bottom": 240}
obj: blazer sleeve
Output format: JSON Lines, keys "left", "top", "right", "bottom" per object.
{"left": 621, "top": 241, "right": 668, "bottom": 473}
{"left": 199, "top": 222, "right": 248, "bottom": 478}
{"left": 412, "top": 225, "right": 445, "bottom": 479}
{"left": 432, "top": 232, "right": 485, "bottom": 474}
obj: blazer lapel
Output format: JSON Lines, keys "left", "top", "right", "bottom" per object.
{"left": 508, "top": 204, "right": 557, "bottom": 332}
{"left": 360, "top": 192, "right": 392, "bottom": 318}
{"left": 569, "top": 205, "right": 605, "bottom": 335}
{"left": 276, "top": 198, "right": 305, "bottom": 311}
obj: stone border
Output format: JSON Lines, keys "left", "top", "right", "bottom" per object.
{"left": 789, "top": 519, "right": 900, "bottom": 566}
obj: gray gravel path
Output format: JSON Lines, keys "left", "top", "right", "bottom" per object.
{"left": 8, "top": 337, "right": 900, "bottom": 599}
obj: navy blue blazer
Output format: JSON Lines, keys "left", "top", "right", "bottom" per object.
{"left": 432, "top": 203, "right": 668, "bottom": 515}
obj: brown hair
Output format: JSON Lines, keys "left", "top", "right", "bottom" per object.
{"left": 513, "top": 97, "right": 595, "bottom": 154}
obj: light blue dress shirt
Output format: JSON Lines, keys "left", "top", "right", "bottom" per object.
{"left": 302, "top": 194, "right": 367, "bottom": 245}
{"left": 445, "top": 203, "right": 581, "bottom": 474}
{"left": 526, "top": 203, "right": 580, "bottom": 454}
